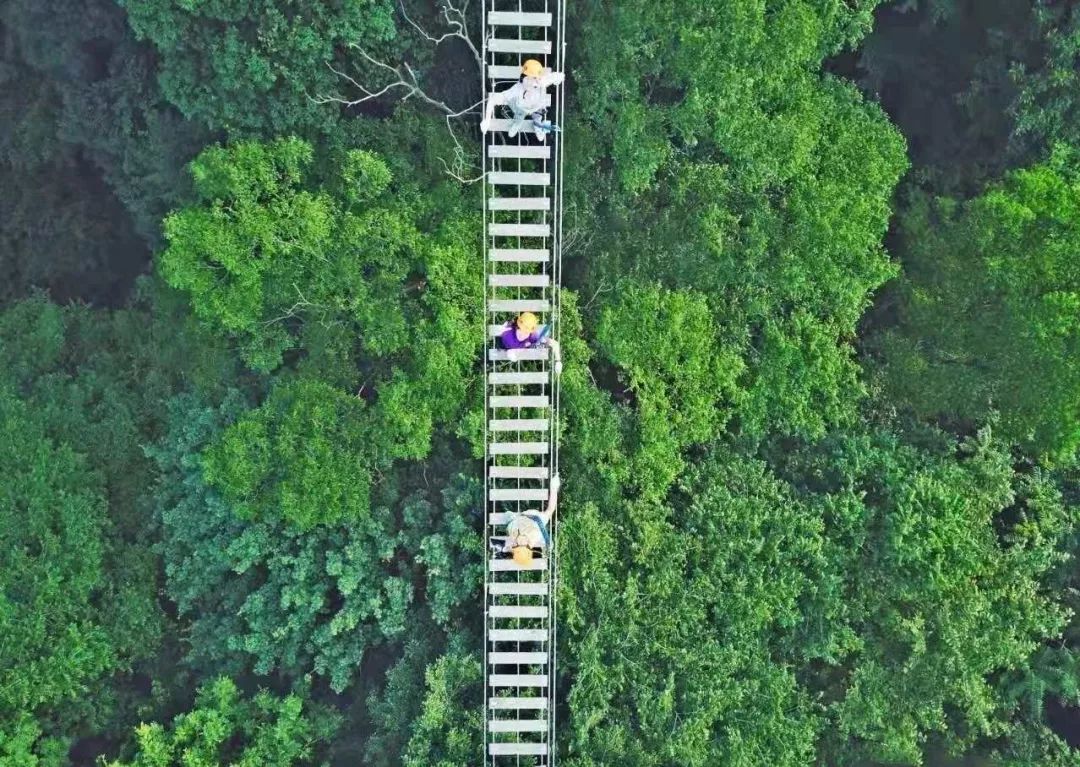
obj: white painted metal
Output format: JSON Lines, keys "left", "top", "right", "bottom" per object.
{"left": 488, "top": 38, "right": 552, "bottom": 54}
{"left": 488, "top": 697, "right": 549, "bottom": 710}
{"left": 489, "top": 419, "right": 550, "bottom": 432}
{"left": 489, "top": 742, "right": 548, "bottom": 756}
{"left": 488, "top": 196, "right": 551, "bottom": 211}
{"left": 489, "top": 171, "right": 551, "bottom": 186}
{"left": 489, "top": 248, "right": 550, "bottom": 262}
{"left": 488, "top": 299, "right": 549, "bottom": 313}
{"left": 487, "top": 11, "right": 553, "bottom": 26}
{"left": 490, "top": 274, "right": 550, "bottom": 288}
{"left": 489, "top": 629, "right": 548, "bottom": 643}
{"left": 489, "top": 348, "right": 549, "bottom": 362}
{"left": 489, "top": 373, "right": 549, "bottom": 387}
{"left": 489, "top": 92, "right": 551, "bottom": 109}
{"left": 483, "top": 3, "right": 562, "bottom": 761}
{"left": 488, "top": 653, "right": 549, "bottom": 664}
{"left": 489, "top": 720, "right": 548, "bottom": 734}
{"left": 489, "top": 222, "right": 550, "bottom": 237}
{"left": 488, "top": 466, "right": 549, "bottom": 480}
{"left": 490, "top": 605, "right": 549, "bottom": 619}
{"left": 488, "top": 145, "right": 552, "bottom": 159}
{"left": 488, "top": 442, "right": 549, "bottom": 456}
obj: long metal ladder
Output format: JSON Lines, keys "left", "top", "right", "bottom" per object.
{"left": 482, "top": 1, "right": 565, "bottom": 764}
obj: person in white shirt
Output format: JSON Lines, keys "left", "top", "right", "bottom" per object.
{"left": 480, "top": 58, "right": 565, "bottom": 141}
{"left": 489, "top": 475, "right": 560, "bottom": 567}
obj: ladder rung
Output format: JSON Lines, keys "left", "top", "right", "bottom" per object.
{"left": 489, "top": 629, "right": 547, "bottom": 642}
{"left": 490, "top": 274, "right": 550, "bottom": 288}
{"left": 489, "top": 348, "right": 549, "bottom": 362}
{"left": 489, "top": 396, "right": 549, "bottom": 409}
{"left": 488, "top": 466, "right": 549, "bottom": 480}
{"left": 489, "top": 488, "right": 549, "bottom": 502}
{"left": 489, "top": 223, "right": 550, "bottom": 237}
{"left": 489, "top": 419, "right": 549, "bottom": 432}
{"left": 488, "top": 38, "right": 552, "bottom": 54}
{"left": 489, "top": 442, "right": 549, "bottom": 455}
{"left": 489, "top": 696, "right": 548, "bottom": 709}
{"left": 489, "top": 171, "right": 550, "bottom": 186}
{"left": 490, "top": 605, "right": 548, "bottom": 619}
{"left": 489, "top": 742, "right": 548, "bottom": 756}
{"left": 489, "top": 299, "right": 549, "bottom": 313}
{"left": 489, "top": 371, "right": 547, "bottom": 384}
{"left": 488, "top": 11, "right": 553, "bottom": 26}
{"left": 488, "top": 582, "right": 549, "bottom": 595}
{"left": 489, "top": 652, "right": 548, "bottom": 664}
{"left": 488, "top": 144, "right": 552, "bottom": 159}
{"left": 488, "top": 718, "right": 548, "bottom": 733}
{"left": 490, "top": 557, "right": 547, "bottom": 571}
{"left": 488, "top": 196, "right": 551, "bottom": 211}
{"left": 488, "top": 64, "right": 525, "bottom": 80}
{"left": 490, "top": 249, "right": 549, "bottom": 263}
{"left": 489, "top": 674, "right": 548, "bottom": 686}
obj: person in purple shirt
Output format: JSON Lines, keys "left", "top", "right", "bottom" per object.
{"left": 499, "top": 311, "right": 562, "bottom": 374}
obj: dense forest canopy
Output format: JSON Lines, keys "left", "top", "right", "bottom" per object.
{"left": 6, "top": 0, "right": 1080, "bottom": 765}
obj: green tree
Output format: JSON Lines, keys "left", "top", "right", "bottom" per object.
{"left": 120, "top": 0, "right": 396, "bottom": 135}
{"left": 876, "top": 148, "right": 1080, "bottom": 460}
{"left": 106, "top": 677, "right": 338, "bottom": 767}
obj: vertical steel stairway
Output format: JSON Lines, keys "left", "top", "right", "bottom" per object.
{"left": 482, "top": 1, "right": 564, "bottom": 764}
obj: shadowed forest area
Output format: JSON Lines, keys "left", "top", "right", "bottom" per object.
{"left": 8, "top": 0, "right": 1080, "bottom": 764}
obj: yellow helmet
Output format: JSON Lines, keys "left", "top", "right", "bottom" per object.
{"left": 512, "top": 545, "right": 534, "bottom": 567}
{"left": 522, "top": 59, "right": 544, "bottom": 78}
{"left": 516, "top": 311, "right": 539, "bottom": 332}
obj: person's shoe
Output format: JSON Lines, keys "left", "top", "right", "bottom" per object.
{"left": 508, "top": 121, "right": 521, "bottom": 138}
{"left": 488, "top": 539, "right": 503, "bottom": 555}
{"left": 534, "top": 125, "right": 546, "bottom": 142}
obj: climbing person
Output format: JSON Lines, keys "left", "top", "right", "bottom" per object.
{"left": 480, "top": 58, "right": 565, "bottom": 141}
{"left": 500, "top": 311, "right": 562, "bottom": 374}
{"left": 489, "top": 475, "right": 560, "bottom": 566}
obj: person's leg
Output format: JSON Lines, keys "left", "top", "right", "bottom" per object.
{"left": 531, "top": 112, "right": 546, "bottom": 141}
{"left": 508, "top": 106, "right": 527, "bottom": 138}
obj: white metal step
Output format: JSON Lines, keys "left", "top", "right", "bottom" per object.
{"left": 489, "top": 628, "right": 548, "bottom": 642}
{"left": 489, "top": 171, "right": 550, "bottom": 186}
{"left": 490, "top": 605, "right": 549, "bottom": 619}
{"left": 488, "top": 145, "right": 551, "bottom": 159}
{"left": 489, "top": 348, "right": 549, "bottom": 362}
{"left": 490, "top": 248, "right": 549, "bottom": 262}
{"left": 488, "top": 581, "right": 549, "bottom": 595}
{"left": 490, "top": 274, "right": 550, "bottom": 288}
{"left": 490, "top": 557, "right": 547, "bottom": 571}
{"left": 489, "top": 396, "right": 549, "bottom": 409}
{"left": 489, "top": 674, "right": 550, "bottom": 693}
{"left": 488, "top": 65, "right": 525, "bottom": 80}
{"left": 488, "top": 466, "right": 549, "bottom": 480}
{"left": 489, "top": 371, "right": 548, "bottom": 385}
{"left": 489, "top": 223, "right": 550, "bottom": 237}
{"left": 488, "top": 38, "right": 552, "bottom": 55}
{"left": 489, "top": 652, "right": 548, "bottom": 664}
{"left": 488, "top": 11, "right": 553, "bottom": 26}
{"left": 489, "top": 719, "right": 548, "bottom": 733}
{"left": 489, "top": 419, "right": 549, "bottom": 432}
{"left": 489, "top": 742, "right": 548, "bottom": 756}
{"left": 489, "top": 299, "right": 549, "bottom": 313}
{"left": 489, "top": 442, "right": 549, "bottom": 455}
{"left": 488, "top": 196, "right": 551, "bottom": 211}
{"left": 489, "top": 488, "right": 549, "bottom": 502}
{"left": 489, "top": 696, "right": 548, "bottom": 710}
